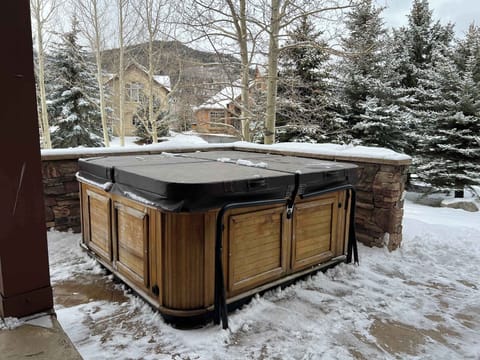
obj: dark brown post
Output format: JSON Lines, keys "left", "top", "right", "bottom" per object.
{"left": 0, "top": 1, "right": 53, "bottom": 317}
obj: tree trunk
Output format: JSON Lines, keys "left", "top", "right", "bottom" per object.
{"left": 118, "top": 0, "right": 125, "bottom": 146}
{"left": 264, "top": 0, "right": 280, "bottom": 145}
{"left": 238, "top": 0, "right": 250, "bottom": 142}
{"left": 34, "top": 6, "right": 52, "bottom": 149}
{"left": 148, "top": 37, "right": 157, "bottom": 143}
{"left": 93, "top": 1, "right": 109, "bottom": 147}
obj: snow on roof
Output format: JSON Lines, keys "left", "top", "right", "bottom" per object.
{"left": 153, "top": 75, "right": 171, "bottom": 91}
{"left": 103, "top": 73, "right": 116, "bottom": 83}
{"left": 195, "top": 79, "right": 244, "bottom": 110}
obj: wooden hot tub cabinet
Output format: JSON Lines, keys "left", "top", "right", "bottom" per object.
{"left": 78, "top": 151, "right": 357, "bottom": 327}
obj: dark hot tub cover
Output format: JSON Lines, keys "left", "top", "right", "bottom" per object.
{"left": 77, "top": 151, "right": 357, "bottom": 212}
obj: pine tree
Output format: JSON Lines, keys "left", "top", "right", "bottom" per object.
{"left": 455, "top": 23, "right": 480, "bottom": 83}
{"left": 46, "top": 19, "right": 104, "bottom": 148}
{"left": 336, "top": 0, "right": 408, "bottom": 151}
{"left": 417, "top": 49, "right": 480, "bottom": 192}
{"left": 394, "top": 0, "right": 454, "bottom": 159}
{"left": 276, "top": 16, "right": 344, "bottom": 143}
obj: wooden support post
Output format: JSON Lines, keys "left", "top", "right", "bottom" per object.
{"left": 0, "top": 0, "right": 53, "bottom": 318}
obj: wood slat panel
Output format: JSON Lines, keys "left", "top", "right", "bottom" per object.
{"left": 295, "top": 222, "right": 331, "bottom": 237}
{"left": 233, "top": 231, "right": 281, "bottom": 250}
{"left": 292, "top": 194, "right": 339, "bottom": 271}
{"left": 228, "top": 207, "right": 286, "bottom": 294}
{"left": 203, "top": 211, "right": 217, "bottom": 307}
{"left": 162, "top": 213, "right": 205, "bottom": 310}
{"left": 86, "top": 188, "right": 111, "bottom": 261}
{"left": 234, "top": 246, "right": 281, "bottom": 269}
{"left": 114, "top": 200, "right": 149, "bottom": 289}
{"left": 295, "top": 232, "right": 331, "bottom": 249}
{"left": 234, "top": 256, "right": 281, "bottom": 280}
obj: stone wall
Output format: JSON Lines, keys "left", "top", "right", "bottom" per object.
{"left": 42, "top": 159, "right": 81, "bottom": 232}
{"left": 353, "top": 163, "right": 409, "bottom": 251}
{"left": 41, "top": 144, "right": 411, "bottom": 250}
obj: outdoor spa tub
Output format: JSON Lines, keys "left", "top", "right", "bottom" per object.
{"left": 77, "top": 150, "right": 358, "bottom": 328}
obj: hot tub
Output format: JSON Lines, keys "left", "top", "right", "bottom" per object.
{"left": 77, "top": 150, "right": 358, "bottom": 328}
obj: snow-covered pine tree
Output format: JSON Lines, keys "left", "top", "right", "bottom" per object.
{"left": 46, "top": 19, "right": 103, "bottom": 148}
{"left": 394, "top": 0, "right": 454, "bottom": 159}
{"left": 133, "top": 96, "right": 169, "bottom": 144}
{"left": 417, "top": 46, "right": 480, "bottom": 194}
{"left": 455, "top": 23, "right": 480, "bottom": 84}
{"left": 276, "top": 15, "right": 344, "bottom": 143}
{"left": 336, "top": 0, "right": 408, "bottom": 151}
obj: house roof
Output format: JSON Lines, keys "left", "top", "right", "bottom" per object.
{"left": 195, "top": 79, "right": 246, "bottom": 111}
{"left": 104, "top": 62, "right": 171, "bottom": 92}
{"left": 153, "top": 75, "right": 171, "bottom": 91}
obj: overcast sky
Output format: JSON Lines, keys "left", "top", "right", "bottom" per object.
{"left": 377, "top": 0, "right": 480, "bottom": 36}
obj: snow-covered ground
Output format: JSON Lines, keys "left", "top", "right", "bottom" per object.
{"left": 44, "top": 200, "right": 480, "bottom": 360}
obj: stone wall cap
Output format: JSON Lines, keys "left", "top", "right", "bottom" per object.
{"left": 233, "top": 142, "right": 412, "bottom": 166}
{"left": 41, "top": 139, "right": 412, "bottom": 166}
{"left": 41, "top": 143, "right": 229, "bottom": 161}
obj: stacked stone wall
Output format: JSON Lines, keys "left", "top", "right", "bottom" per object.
{"left": 355, "top": 163, "right": 409, "bottom": 250}
{"left": 42, "top": 159, "right": 80, "bottom": 232}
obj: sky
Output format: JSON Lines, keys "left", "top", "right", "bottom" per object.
{"left": 377, "top": 0, "right": 480, "bottom": 36}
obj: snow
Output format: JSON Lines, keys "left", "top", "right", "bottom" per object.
{"left": 1, "top": 313, "right": 56, "bottom": 330}
{"left": 235, "top": 159, "right": 268, "bottom": 168}
{"left": 75, "top": 173, "right": 113, "bottom": 191}
{"left": 216, "top": 157, "right": 268, "bottom": 168}
{"left": 195, "top": 79, "right": 244, "bottom": 110}
{"left": 234, "top": 141, "right": 412, "bottom": 162}
{"left": 123, "top": 191, "right": 157, "bottom": 207}
{"left": 42, "top": 135, "right": 410, "bottom": 164}
{"left": 153, "top": 75, "right": 171, "bottom": 91}
{"left": 109, "top": 136, "right": 140, "bottom": 147}
{"left": 49, "top": 200, "right": 480, "bottom": 359}
{"left": 41, "top": 134, "right": 213, "bottom": 157}
{"left": 0, "top": 317, "right": 24, "bottom": 330}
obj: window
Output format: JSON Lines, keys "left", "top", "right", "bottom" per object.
{"left": 210, "top": 111, "right": 225, "bottom": 122}
{"left": 126, "top": 82, "right": 143, "bottom": 103}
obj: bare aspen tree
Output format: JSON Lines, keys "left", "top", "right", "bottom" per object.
{"left": 30, "top": 0, "right": 61, "bottom": 149}
{"left": 117, "top": 0, "right": 128, "bottom": 146}
{"left": 260, "top": 0, "right": 354, "bottom": 144}
{"left": 132, "top": 0, "right": 172, "bottom": 143}
{"left": 76, "top": 0, "right": 110, "bottom": 147}
{"left": 186, "top": 0, "right": 353, "bottom": 144}
{"left": 188, "top": 0, "right": 263, "bottom": 142}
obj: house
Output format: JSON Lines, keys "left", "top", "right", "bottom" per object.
{"left": 193, "top": 67, "right": 265, "bottom": 134}
{"left": 105, "top": 63, "right": 171, "bottom": 136}
{"left": 194, "top": 79, "right": 243, "bottom": 133}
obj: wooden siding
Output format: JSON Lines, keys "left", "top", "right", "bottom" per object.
{"left": 80, "top": 182, "right": 352, "bottom": 319}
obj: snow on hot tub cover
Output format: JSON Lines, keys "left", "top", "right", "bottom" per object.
{"left": 77, "top": 151, "right": 357, "bottom": 212}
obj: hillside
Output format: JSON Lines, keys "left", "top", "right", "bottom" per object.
{"left": 102, "top": 41, "right": 240, "bottom": 96}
